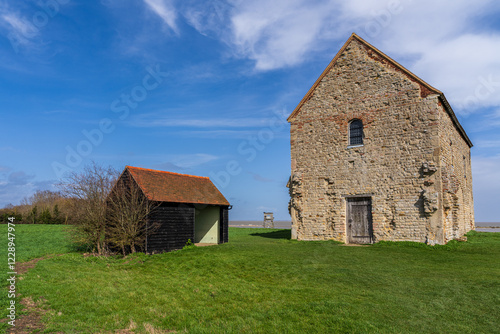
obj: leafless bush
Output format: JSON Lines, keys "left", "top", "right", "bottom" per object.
{"left": 58, "top": 162, "right": 118, "bottom": 255}
{"left": 106, "top": 175, "right": 159, "bottom": 256}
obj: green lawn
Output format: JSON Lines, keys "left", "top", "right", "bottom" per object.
{"left": 0, "top": 224, "right": 77, "bottom": 333}
{"left": 1, "top": 225, "right": 499, "bottom": 333}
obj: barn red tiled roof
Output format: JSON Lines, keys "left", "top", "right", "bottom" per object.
{"left": 125, "top": 166, "right": 230, "bottom": 206}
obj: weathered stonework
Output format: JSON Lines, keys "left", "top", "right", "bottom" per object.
{"left": 288, "top": 34, "right": 474, "bottom": 245}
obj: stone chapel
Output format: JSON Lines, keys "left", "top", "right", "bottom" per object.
{"left": 287, "top": 33, "right": 474, "bottom": 245}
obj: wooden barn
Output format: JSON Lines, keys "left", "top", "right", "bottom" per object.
{"left": 113, "top": 166, "right": 230, "bottom": 253}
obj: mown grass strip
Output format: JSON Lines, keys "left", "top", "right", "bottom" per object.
{"left": 1, "top": 226, "right": 499, "bottom": 333}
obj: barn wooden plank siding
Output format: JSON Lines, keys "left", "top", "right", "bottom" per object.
{"left": 288, "top": 33, "right": 475, "bottom": 245}
{"left": 112, "top": 166, "right": 230, "bottom": 253}
{"left": 145, "top": 203, "right": 230, "bottom": 253}
{"left": 146, "top": 204, "right": 195, "bottom": 253}
{"left": 220, "top": 206, "right": 229, "bottom": 244}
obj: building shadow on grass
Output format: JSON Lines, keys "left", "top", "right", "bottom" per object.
{"left": 250, "top": 229, "right": 291, "bottom": 240}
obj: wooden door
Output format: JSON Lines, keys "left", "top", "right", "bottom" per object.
{"left": 347, "top": 197, "right": 373, "bottom": 244}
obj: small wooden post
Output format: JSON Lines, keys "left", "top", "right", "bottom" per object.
{"left": 263, "top": 212, "right": 274, "bottom": 228}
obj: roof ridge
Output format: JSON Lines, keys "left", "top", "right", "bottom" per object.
{"left": 126, "top": 166, "right": 210, "bottom": 180}
{"left": 351, "top": 33, "right": 471, "bottom": 147}
{"left": 286, "top": 33, "right": 472, "bottom": 147}
{"left": 287, "top": 33, "right": 441, "bottom": 121}
{"left": 119, "top": 166, "right": 230, "bottom": 206}
{"left": 349, "top": 33, "right": 442, "bottom": 95}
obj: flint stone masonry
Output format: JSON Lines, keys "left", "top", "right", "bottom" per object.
{"left": 287, "top": 34, "right": 474, "bottom": 245}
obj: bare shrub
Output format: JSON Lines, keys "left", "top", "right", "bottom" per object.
{"left": 106, "top": 173, "right": 159, "bottom": 256}
{"left": 58, "top": 162, "right": 118, "bottom": 255}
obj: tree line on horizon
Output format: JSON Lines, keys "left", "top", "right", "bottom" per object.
{"left": 1, "top": 162, "right": 157, "bottom": 256}
{"left": 0, "top": 189, "right": 69, "bottom": 225}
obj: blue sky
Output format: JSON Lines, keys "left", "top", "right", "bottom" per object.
{"left": 0, "top": 0, "right": 499, "bottom": 221}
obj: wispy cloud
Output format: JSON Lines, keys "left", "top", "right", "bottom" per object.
{"left": 247, "top": 171, "right": 274, "bottom": 183}
{"left": 181, "top": 0, "right": 229, "bottom": 37}
{"left": 0, "top": 165, "right": 11, "bottom": 173}
{"left": 0, "top": 182, "right": 33, "bottom": 208}
{"left": 0, "top": 169, "right": 57, "bottom": 208}
{"left": 132, "top": 116, "right": 272, "bottom": 128}
{"left": 0, "top": 1, "right": 68, "bottom": 54}
{"left": 180, "top": 0, "right": 342, "bottom": 71}
{"left": 173, "top": 129, "right": 259, "bottom": 139}
{"left": 176, "top": 0, "right": 500, "bottom": 115}
{"left": 474, "top": 139, "right": 500, "bottom": 148}
{"left": 143, "top": 0, "right": 178, "bottom": 34}
{"left": 153, "top": 153, "right": 218, "bottom": 171}
{"left": 2, "top": 11, "right": 37, "bottom": 36}
{"left": 257, "top": 205, "right": 278, "bottom": 212}
{"left": 229, "top": 0, "right": 341, "bottom": 71}
{"left": 472, "top": 154, "right": 500, "bottom": 221}
{"left": 0, "top": 7, "right": 38, "bottom": 51}
{"left": 338, "top": 0, "right": 500, "bottom": 114}
{"left": 43, "top": 109, "right": 76, "bottom": 115}
{"left": 7, "top": 171, "right": 35, "bottom": 186}
{"left": 473, "top": 154, "right": 500, "bottom": 181}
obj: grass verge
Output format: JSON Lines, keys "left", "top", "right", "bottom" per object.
{"left": 1, "top": 226, "right": 499, "bottom": 333}
{"left": 0, "top": 224, "right": 77, "bottom": 332}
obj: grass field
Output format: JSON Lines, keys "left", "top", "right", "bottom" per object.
{"left": 1, "top": 225, "right": 499, "bottom": 333}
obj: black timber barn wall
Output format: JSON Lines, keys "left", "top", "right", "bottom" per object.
{"left": 146, "top": 203, "right": 195, "bottom": 253}
{"left": 146, "top": 203, "right": 229, "bottom": 253}
{"left": 220, "top": 207, "right": 229, "bottom": 244}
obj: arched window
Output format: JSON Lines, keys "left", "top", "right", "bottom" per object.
{"left": 349, "top": 119, "right": 363, "bottom": 145}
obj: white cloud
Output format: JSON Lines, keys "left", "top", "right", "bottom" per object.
{"left": 170, "top": 153, "right": 218, "bottom": 168}
{"left": 228, "top": 0, "right": 342, "bottom": 70}
{"left": 181, "top": 0, "right": 229, "bottom": 37}
{"left": 0, "top": 8, "right": 39, "bottom": 51}
{"left": 2, "top": 12, "right": 37, "bottom": 37}
{"left": 0, "top": 183, "right": 33, "bottom": 208}
{"left": 474, "top": 139, "right": 500, "bottom": 148}
{"left": 143, "top": 0, "right": 178, "bottom": 33}
{"left": 173, "top": 129, "right": 259, "bottom": 139}
{"left": 178, "top": 0, "right": 345, "bottom": 71}
{"left": 247, "top": 171, "right": 274, "bottom": 183}
{"left": 154, "top": 153, "right": 218, "bottom": 171}
{"left": 177, "top": 0, "right": 500, "bottom": 114}
{"left": 0, "top": 165, "right": 11, "bottom": 173}
{"left": 7, "top": 171, "right": 35, "bottom": 186}
{"left": 0, "top": 169, "right": 57, "bottom": 208}
{"left": 473, "top": 155, "right": 500, "bottom": 184}
{"left": 402, "top": 34, "right": 500, "bottom": 114}
{"left": 0, "top": 2, "right": 69, "bottom": 54}
{"left": 343, "top": 0, "right": 500, "bottom": 115}
{"left": 472, "top": 155, "right": 500, "bottom": 221}
{"left": 131, "top": 115, "right": 272, "bottom": 128}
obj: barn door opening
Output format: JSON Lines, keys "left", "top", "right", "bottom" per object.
{"left": 347, "top": 197, "right": 373, "bottom": 244}
{"left": 194, "top": 206, "right": 220, "bottom": 244}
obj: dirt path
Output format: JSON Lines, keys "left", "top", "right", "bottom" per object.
{"left": 6, "top": 255, "right": 62, "bottom": 334}
{"left": 5, "top": 255, "right": 175, "bottom": 333}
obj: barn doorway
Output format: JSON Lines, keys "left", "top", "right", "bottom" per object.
{"left": 194, "top": 206, "right": 220, "bottom": 244}
{"left": 347, "top": 197, "right": 373, "bottom": 244}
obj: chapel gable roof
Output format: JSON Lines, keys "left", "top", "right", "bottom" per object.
{"left": 288, "top": 33, "right": 472, "bottom": 147}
